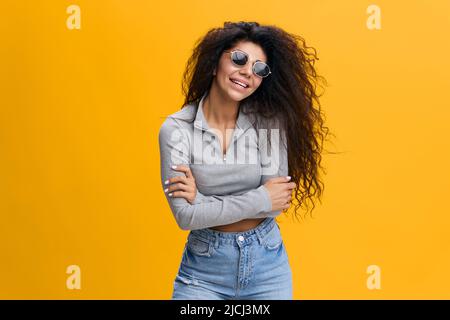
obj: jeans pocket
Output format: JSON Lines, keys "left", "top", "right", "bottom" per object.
{"left": 263, "top": 224, "right": 283, "bottom": 250}
{"left": 187, "top": 234, "right": 213, "bottom": 257}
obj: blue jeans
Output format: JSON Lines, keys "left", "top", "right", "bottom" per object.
{"left": 171, "top": 217, "right": 293, "bottom": 300}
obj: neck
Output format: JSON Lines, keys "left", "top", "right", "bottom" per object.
{"left": 203, "top": 82, "right": 239, "bottom": 129}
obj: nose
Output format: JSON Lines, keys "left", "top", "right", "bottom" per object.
{"left": 239, "top": 62, "right": 253, "bottom": 77}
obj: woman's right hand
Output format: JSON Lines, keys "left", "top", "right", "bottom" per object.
{"left": 263, "top": 176, "right": 296, "bottom": 211}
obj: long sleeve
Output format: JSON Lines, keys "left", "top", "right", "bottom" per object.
{"left": 158, "top": 117, "right": 272, "bottom": 231}
{"left": 255, "top": 124, "right": 289, "bottom": 218}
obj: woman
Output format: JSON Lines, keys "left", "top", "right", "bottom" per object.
{"left": 158, "top": 21, "right": 329, "bottom": 299}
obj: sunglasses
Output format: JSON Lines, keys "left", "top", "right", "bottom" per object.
{"left": 223, "top": 49, "right": 272, "bottom": 78}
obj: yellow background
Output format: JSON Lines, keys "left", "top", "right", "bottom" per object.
{"left": 1, "top": 0, "right": 450, "bottom": 299}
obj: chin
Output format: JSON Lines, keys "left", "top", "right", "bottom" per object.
{"left": 226, "top": 89, "right": 251, "bottom": 102}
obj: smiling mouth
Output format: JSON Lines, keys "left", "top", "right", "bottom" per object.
{"left": 229, "top": 78, "right": 249, "bottom": 89}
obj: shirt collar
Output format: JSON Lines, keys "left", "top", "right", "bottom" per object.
{"left": 194, "top": 91, "right": 253, "bottom": 132}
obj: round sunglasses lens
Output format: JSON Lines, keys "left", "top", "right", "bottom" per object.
{"left": 231, "top": 51, "right": 248, "bottom": 66}
{"left": 253, "top": 62, "right": 270, "bottom": 77}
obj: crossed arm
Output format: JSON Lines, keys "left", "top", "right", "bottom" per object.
{"left": 158, "top": 117, "right": 288, "bottom": 231}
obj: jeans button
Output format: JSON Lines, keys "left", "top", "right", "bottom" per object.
{"left": 238, "top": 235, "right": 245, "bottom": 242}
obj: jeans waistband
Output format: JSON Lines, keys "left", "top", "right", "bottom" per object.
{"left": 190, "top": 217, "right": 276, "bottom": 246}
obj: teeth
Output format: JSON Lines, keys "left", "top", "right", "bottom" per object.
{"left": 231, "top": 79, "right": 248, "bottom": 88}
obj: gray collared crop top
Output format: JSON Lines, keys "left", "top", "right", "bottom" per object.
{"left": 158, "top": 91, "right": 288, "bottom": 230}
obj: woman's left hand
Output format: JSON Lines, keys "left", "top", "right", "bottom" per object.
{"left": 164, "top": 165, "right": 198, "bottom": 204}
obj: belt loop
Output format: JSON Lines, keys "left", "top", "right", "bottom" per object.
{"left": 255, "top": 227, "right": 264, "bottom": 246}
{"left": 255, "top": 218, "right": 271, "bottom": 245}
{"left": 214, "top": 233, "right": 219, "bottom": 249}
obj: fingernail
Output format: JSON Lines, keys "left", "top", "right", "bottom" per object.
{"left": 171, "top": 165, "right": 177, "bottom": 169}
{"left": 164, "top": 188, "right": 168, "bottom": 193}
{"left": 164, "top": 180, "right": 169, "bottom": 185}
{"left": 168, "top": 193, "right": 173, "bottom": 197}
{"left": 286, "top": 176, "right": 291, "bottom": 180}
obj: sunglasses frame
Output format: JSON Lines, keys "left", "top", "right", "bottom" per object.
{"left": 223, "top": 49, "right": 272, "bottom": 78}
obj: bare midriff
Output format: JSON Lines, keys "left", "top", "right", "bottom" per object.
{"left": 209, "top": 217, "right": 266, "bottom": 232}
